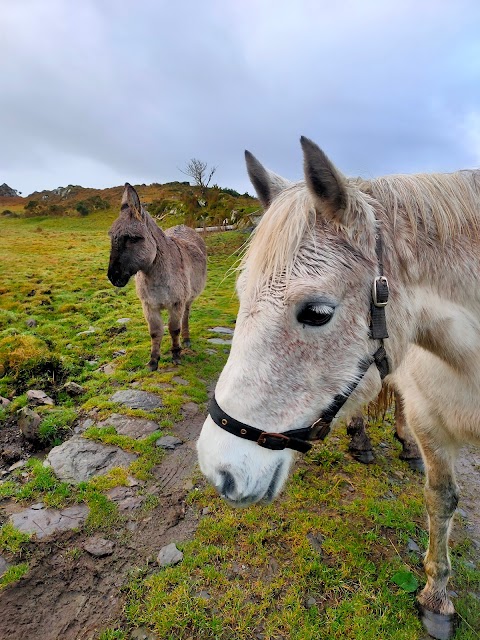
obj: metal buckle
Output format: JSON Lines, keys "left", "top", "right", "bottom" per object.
{"left": 257, "top": 432, "right": 290, "bottom": 450}
{"left": 372, "top": 276, "right": 389, "bottom": 308}
{"left": 309, "top": 418, "right": 331, "bottom": 441}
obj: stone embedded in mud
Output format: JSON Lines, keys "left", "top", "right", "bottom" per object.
{"left": 172, "top": 376, "right": 189, "bottom": 386}
{"left": 83, "top": 536, "right": 115, "bottom": 557}
{"left": 26, "top": 389, "right": 55, "bottom": 406}
{"left": 181, "top": 402, "right": 199, "bottom": 417}
{"left": 116, "top": 317, "right": 131, "bottom": 324}
{"left": 63, "top": 382, "right": 85, "bottom": 396}
{"left": 10, "top": 504, "right": 89, "bottom": 539}
{"left": 0, "top": 555, "right": 11, "bottom": 577}
{"left": 110, "top": 390, "right": 163, "bottom": 411}
{"left": 0, "top": 395, "right": 11, "bottom": 407}
{"left": 17, "top": 407, "right": 42, "bottom": 441}
{"left": 97, "top": 413, "right": 160, "bottom": 439}
{"left": 207, "top": 337, "right": 232, "bottom": 345}
{"left": 157, "top": 542, "right": 183, "bottom": 567}
{"left": 155, "top": 436, "right": 183, "bottom": 450}
{"left": 45, "top": 435, "right": 138, "bottom": 483}
{"left": 209, "top": 326, "right": 234, "bottom": 335}
{"left": 107, "top": 486, "right": 145, "bottom": 511}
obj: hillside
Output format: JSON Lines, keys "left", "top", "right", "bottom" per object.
{"left": 0, "top": 181, "right": 259, "bottom": 228}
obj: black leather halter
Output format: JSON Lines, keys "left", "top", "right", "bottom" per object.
{"left": 209, "top": 229, "right": 390, "bottom": 454}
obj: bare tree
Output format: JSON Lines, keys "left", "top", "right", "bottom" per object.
{"left": 180, "top": 158, "right": 217, "bottom": 198}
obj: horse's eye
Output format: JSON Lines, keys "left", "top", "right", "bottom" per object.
{"left": 297, "top": 303, "right": 334, "bottom": 327}
{"left": 128, "top": 236, "right": 143, "bottom": 244}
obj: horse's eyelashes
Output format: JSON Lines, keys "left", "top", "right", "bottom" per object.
{"left": 297, "top": 303, "right": 334, "bottom": 327}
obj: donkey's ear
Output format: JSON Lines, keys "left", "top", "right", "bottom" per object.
{"left": 301, "top": 137, "right": 348, "bottom": 223}
{"left": 122, "top": 183, "right": 143, "bottom": 221}
{"left": 245, "top": 150, "right": 291, "bottom": 209}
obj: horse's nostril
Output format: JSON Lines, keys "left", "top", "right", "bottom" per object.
{"left": 219, "top": 470, "right": 236, "bottom": 497}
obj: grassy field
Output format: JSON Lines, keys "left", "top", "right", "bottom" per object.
{"left": 0, "top": 209, "right": 479, "bottom": 639}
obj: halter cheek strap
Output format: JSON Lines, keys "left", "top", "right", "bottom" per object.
{"left": 209, "top": 227, "right": 390, "bottom": 454}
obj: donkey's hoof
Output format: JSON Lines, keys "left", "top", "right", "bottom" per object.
{"left": 182, "top": 339, "right": 191, "bottom": 349}
{"left": 349, "top": 448, "right": 375, "bottom": 464}
{"left": 416, "top": 602, "right": 458, "bottom": 640}
{"left": 404, "top": 456, "right": 425, "bottom": 474}
{"left": 172, "top": 351, "right": 182, "bottom": 365}
{"left": 147, "top": 360, "right": 159, "bottom": 372}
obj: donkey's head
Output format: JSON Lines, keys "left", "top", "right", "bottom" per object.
{"left": 197, "top": 137, "right": 385, "bottom": 507}
{"left": 107, "top": 184, "right": 157, "bottom": 287}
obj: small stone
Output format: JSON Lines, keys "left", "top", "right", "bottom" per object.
{"left": 448, "top": 590, "right": 458, "bottom": 598}
{"left": 126, "top": 475, "right": 143, "bottom": 487}
{"left": 379, "top": 442, "right": 389, "bottom": 448}
{"left": 457, "top": 508, "right": 468, "bottom": 518}
{"left": 31, "top": 503, "right": 44, "bottom": 510}
{"left": 112, "top": 349, "right": 127, "bottom": 358}
{"left": 65, "top": 343, "right": 73, "bottom": 349}
{"left": 63, "top": 382, "right": 85, "bottom": 396}
{"left": 207, "top": 338, "right": 232, "bottom": 345}
{"left": 0, "top": 395, "right": 11, "bottom": 407}
{"left": 183, "top": 479, "right": 194, "bottom": 491}
{"left": 10, "top": 504, "right": 89, "bottom": 539}
{"left": 26, "top": 318, "right": 37, "bottom": 328}
{"left": 205, "top": 349, "right": 217, "bottom": 355}
{"left": 0, "top": 556, "right": 11, "bottom": 578}
{"left": 155, "top": 436, "right": 183, "bottom": 450}
{"left": 87, "top": 359, "right": 99, "bottom": 365}
{"left": 209, "top": 327, "right": 234, "bottom": 335}
{"left": 8, "top": 460, "right": 26, "bottom": 472}
{"left": 17, "top": 407, "right": 42, "bottom": 441}
{"left": 83, "top": 536, "right": 115, "bottom": 557}
{"left": 26, "top": 389, "right": 54, "bottom": 406}
{"left": 197, "top": 590, "right": 210, "bottom": 599}
{"left": 110, "top": 390, "right": 163, "bottom": 411}
{"left": 181, "top": 402, "right": 199, "bottom": 417}
{"left": 77, "top": 326, "right": 96, "bottom": 336}
{"left": 117, "top": 318, "right": 131, "bottom": 324}
{"left": 202, "top": 507, "right": 211, "bottom": 515}
{"left": 307, "top": 532, "right": 324, "bottom": 554}
{"left": 96, "top": 363, "right": 115, "bottom": 375}
{"left": 172, "top": 376, "right": 189, "bottom": 386}
{"left": 305, "top": 596, "right": 317, "bottom": 609}
{"left": 75, "top": 418, "right": 95, "bottom": 434}
{"left": 130, "top": 627, "right": 157, "bottom": 640}
{"left": 407, "top": 538, "right": 421, "bottom": 553}
{"left": 157, "top": 543, "right": 183, "bottom": 567}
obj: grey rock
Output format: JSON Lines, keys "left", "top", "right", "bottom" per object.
{"left": 26, "top": 317, "right": 37, "bottom": 328}
{"left": 112, "top": 349, "right": 127, "bottom": 358}
{"left": 130, "top": 628, "right": 158, "bottom": 640}
{"left": 209, "top": 326, "right": 234, "bottom": 335}
{"left": 155, "top": 436, "right": 183, "bottom": 450}
{"left": 8, "top": 460, "right": 26, "bottom": 472}
{"left": 17, "top": 407, "right": 41, "bottom": 441}
{"left": 407, "top": 538, "right": 421, "bottom": 553}
{"left": 31, "top": 503, "right": 44, "bottom": 510}
{"left": 448, "top": 590, "right": 458, "bottom": 598}
{"left": 207, "top": 338, "right": 232, "bottom": 345}
{"left": 116, "top": 318, "right": 131, "bottom": 324}
{"left": 87, "top": 359, "right": 99, "bottom": 365}
{"left": 110, "top": 390, "right": 163, "bottom": 410}
{"left": 307, "top": 532, "right": 324, "bottom": 554}
{"left": 45, "top": 435, "right": 137, "bottom": 483}
{"left": 0, "top": 395, "right": 11, "bottom": 407}
{"left": 157, "top": 543, "right": 183, "bottom": 567}
{"left": 63, "top": 382, "right": 85, "bottom": 396}
{"left": 107, "top": 486, "right": 145, "bottom": 511}
{"left": 181, "top": 402, "right": 199, "bottom": 417}
{"left": 96, "top": 363, "right": 115, "bottom": 375}
{"left": 77, "top": 326, "right": 96, "bottom": 336}
{"left": 97, "top": 413, "right": 159, "bottom": 439}
{"left": 172, "top": 376, "right": 189, "bottom": 386}
{"left": 457, "top": 508, "right": 468, "bottom": 518}
{"left": 0, "top": 556, "right": 11, "bottom": 578}
{"left": 205, "top": 349, "right": 217, "bottom": 355}
{"left": 202, "top": 507, "right": 211, "bottom": 515}
{"left": 75, "top": 418, "right": 95, "bottom": 434}
{"left": 26, "top": 389, "right": 54, "bottom": 406}
{"left": 197, "top": 590, "right": 211, "bottom": 599}
{"left": 305, "top": 596, "right": 317, "bottom": 609}
{"left": 83, "top": 536, "right": 115, "bottom": 557}
{"left": 10, "top": 504, "right": 89, "bottom": 539}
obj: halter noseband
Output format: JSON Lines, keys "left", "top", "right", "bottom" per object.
{"left": 209, "top": 229, "right": 390, "bottom": 454}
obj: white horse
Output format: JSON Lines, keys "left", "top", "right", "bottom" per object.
{"left": 197, "top": 137, "right": 480, "bottom": 639}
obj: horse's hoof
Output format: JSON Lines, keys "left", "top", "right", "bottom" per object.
{"left": 416, "top": 602, "right": 458, "bottom": 640}
{"left": 147, "top": 360, "right": 159, "bottom": 371}
{"left": 349, "top": 449, "right": 375, "bottom": 464}
{"left": 403, "top": 457, "right": 425, "bottom": 473}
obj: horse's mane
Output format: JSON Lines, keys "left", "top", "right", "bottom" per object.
{"left": 240, "top": 170, "right": 480, "bottom": 292}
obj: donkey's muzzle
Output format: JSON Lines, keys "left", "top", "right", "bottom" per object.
{"left": 107, "top": 270, "right": 130, "bottom": 288}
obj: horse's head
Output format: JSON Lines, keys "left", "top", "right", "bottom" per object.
{"left": 197, "top": 137, "right": 385, "bottom": 507}
{"left": 107, "top": 183, "right": 157, "bottom": 287}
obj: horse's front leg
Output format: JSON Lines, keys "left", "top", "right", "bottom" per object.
{"left": 141, "top": 302, "right": 164, "bottom": 371}
{"left": 394, "top": 393, "right": 424, "bottom": 472}
{"left": 181, "top": 301, "right": 192, "bottom": 349}
{"left": 414, "top": 433, "right": 459, "bottom": 639}
{"left": 168, "top": 303, "right": 184, "bottom": 365}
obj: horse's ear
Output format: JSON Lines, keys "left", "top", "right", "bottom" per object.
{"left": 301, "top": 137, "right": 348, "bottom": 223}
{"left": 122, "top": 183, "right": 143, "bottom": 221}
{"left": 245, "top": 150, "right": 291, "bottom": 209}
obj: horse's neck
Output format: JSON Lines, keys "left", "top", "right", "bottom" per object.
{"left": 386, "top": 225, "right": 480, "bottom": 372}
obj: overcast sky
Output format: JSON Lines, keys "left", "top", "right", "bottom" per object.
{"left": 2, "top": 0, "right": 480, "bottom": 196}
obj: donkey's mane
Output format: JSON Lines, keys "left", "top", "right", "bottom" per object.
{"left": 241, "top": 170, "right": 480, "bottom": 291}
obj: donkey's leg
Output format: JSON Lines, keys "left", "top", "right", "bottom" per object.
{"left": 168, "top": 303, "right": 184, "bottom": 365}
{"left": 141, "top": 303, "right": 164, "bottom": 371}
{"left": 414, "top": 432, "right": 459, "bottom": 639}
{"left": 347, "top": 415, "right": 375, "bottom": 464}
{"left": 181, "top": 301, "right": 192, "bottom": 349}
{"left": 393, "top": 392, "right": 424, "bottom": 473}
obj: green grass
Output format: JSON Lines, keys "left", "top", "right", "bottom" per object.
{"left": 0, "top": 212, "right": 479, "bottom": 639}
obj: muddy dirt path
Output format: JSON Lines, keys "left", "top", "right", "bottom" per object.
{"left": 0, "top": 416, "right": 203, "bottom": 640}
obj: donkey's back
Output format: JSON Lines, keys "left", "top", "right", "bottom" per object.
{"left": 164, "top": 224, "right": 207, "bottom": 299}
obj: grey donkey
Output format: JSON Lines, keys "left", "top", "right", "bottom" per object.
{"left": 108, "top": 183, "right": 207, "bottom": 368}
